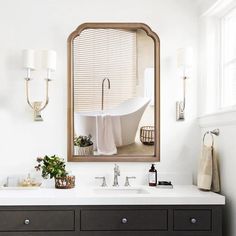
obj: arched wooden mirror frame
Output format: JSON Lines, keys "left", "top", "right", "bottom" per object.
{"left": 67, "top": 23, "right": 160, "bottom": 162}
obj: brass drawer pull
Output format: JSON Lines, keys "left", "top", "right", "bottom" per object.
{"left": 190, "top": 218, "right": 197, "bottom": 224}
{"left": 24, "top": 219, "right": 30, "bottom": 225}
{"left": 121, "top": 218, "right": 128, "bottom": 224}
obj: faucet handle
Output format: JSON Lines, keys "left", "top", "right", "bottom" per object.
{"left": 124, "top": 176, "right": 136, "bottom": 187}
{"left": 95, "top": 176, "right": 107, "bottom": 187}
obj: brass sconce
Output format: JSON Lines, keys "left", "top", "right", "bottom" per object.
{"left": 23, "top": 49, "right": 56, "bottom": 121}
{"left": 176, "top": 47, "right": 193, "bottom": 121}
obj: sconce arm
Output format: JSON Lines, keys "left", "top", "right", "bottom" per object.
{"left": 25, "top": 78, "right": 50, "bottom": 112}
{"left": 180, "top": 76, "right": 187, "bottom": 111}
{"left": 38, "top": 79, "right": 50, "bottom": 112}
{"left": 25, "top": 78, "right": 34, "bottom": 110}
{"left": 176, "top": 76, "right": 188, "bottom": 121}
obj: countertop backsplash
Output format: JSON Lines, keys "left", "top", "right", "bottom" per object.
{"left": 0, "top": 171, "right": 192, "bottom": 188}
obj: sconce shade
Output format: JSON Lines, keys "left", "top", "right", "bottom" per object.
{"left": 42, "top": 50, "right": 57, "bottom": 71}
{"left": 22, "top": 49, "right": 35, "bottom": 70}
{"left": 177, "top": 47, "right": 193, "bottom": 69}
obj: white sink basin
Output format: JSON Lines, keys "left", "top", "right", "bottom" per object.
{"left": 93, "top": 187, "right": 150, "bottom": 195}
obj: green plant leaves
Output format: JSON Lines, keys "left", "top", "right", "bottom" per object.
{"left": 35, "top": 155, "right": 68, "bottom": 179}
{"left": 74, "top": 134, "right": 93, "bottom": 147}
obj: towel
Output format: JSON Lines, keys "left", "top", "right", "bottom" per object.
{"left": 96, "top": 114, "right": 117, "bottom": 155}
{"left": 212, "top": 149, "right": 220, "bottom": 192}
{"left": 111, "top": 116, "right": 122, "bottom": 147}
{"left": 197, "top": 145, "right": 220, "bottom": 192}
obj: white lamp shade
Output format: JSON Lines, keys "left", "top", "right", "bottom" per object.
{"left": 22, "top": 49, "right": 35, "bottom": 69}
{"left": 177, "top": 47, "right": 193, "bottom": 69}
{"left": 42, "top": 50, "right": 57, "bottom": 71}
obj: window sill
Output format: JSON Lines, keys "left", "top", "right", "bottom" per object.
{"left": 198, "top": 108, "right": 236, "bottom": 128}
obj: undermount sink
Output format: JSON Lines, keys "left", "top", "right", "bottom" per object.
{"left": 93, "top": 187, "right": 150, "bottom": 195}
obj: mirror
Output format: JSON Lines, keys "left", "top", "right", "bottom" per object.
{"left": 67, "top": 23, "right": 160, "bottom": 162}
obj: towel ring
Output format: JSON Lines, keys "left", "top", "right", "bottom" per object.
{"left": 203, "top": 132, "right": 214, "bottom": 146}
{"left": 203, "top": 129, "right": 220, "bottom": 146}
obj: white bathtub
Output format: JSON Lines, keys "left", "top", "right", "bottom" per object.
{"left": 74, "top": 97, "right": 150, "bottom": 148}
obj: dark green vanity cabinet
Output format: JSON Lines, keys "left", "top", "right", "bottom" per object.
{"left": 0, "top": 205, "right": 223, "bottom": 236}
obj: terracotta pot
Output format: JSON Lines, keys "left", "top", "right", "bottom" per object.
{"left": 55, "top": 176, "right": 75, "bottom": 189}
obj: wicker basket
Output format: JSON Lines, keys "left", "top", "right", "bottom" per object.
{"left": 140, "top": 126, "right": 155, "bottom": 145}
{"left": 55, "top": 176, "right": 75, "bottom": 189}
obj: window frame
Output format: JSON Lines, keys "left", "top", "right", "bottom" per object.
{"left": 220, "top": 7, "right": 236, "bottom": 109}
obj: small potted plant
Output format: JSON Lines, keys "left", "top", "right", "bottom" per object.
{"left": 74, "top": 134, "right": 93, "bottom": 156}
{"left": 35, "top": 155, "right": 75, "bottom": 189}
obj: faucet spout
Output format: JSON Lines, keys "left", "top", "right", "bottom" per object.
{"left": 101, "top": 77, "right": 111, "bottom": 110}
{"left": 113, "top": 164, "right": 120, "bottom": 187}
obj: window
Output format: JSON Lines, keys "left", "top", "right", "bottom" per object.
{"left": 221, "top": 8, "right": 236, "bottom": 108}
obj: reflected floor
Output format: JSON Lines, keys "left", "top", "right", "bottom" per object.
{"left": 117, "top": 141, "right": 154, "bottom": 155}
{"left": 93, "top": 141, "right": 154, "bottom": 156}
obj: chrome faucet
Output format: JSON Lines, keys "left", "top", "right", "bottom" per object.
{"left": 101, "top": 77, "right": 110, "bottom": 110}
{"left": 113, "top": 164, "right": 120, "bottom": 187}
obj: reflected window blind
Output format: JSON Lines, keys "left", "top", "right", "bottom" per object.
{"left": 73, "top": 29, "right": 137, "bottom": 112}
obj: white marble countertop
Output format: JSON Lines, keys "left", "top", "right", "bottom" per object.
{"left": 0, "top": 185, "right": 225, "bottom": 206}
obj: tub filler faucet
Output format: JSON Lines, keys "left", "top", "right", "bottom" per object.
{"left": 113, "top": 164, "right": 120, "bottom": 187}
{"left": 101, "top": 77, "right": 110, "bottom": 110}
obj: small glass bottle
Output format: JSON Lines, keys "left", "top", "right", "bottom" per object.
{"left": 149, "top": 164, "right": 157, "bottom": 186}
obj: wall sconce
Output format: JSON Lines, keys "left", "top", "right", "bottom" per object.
{"left": 23, "top": 49, "right": 56, "bottom": 121}
{"left": 176, "top": 47, "right": 193, "bottom": 121}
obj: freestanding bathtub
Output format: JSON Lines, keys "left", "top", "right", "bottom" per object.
{"left": 74, "top": 97, "right": 150, "bottom": 148}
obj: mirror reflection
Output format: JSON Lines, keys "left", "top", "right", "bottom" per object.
{"left": 72, "top": 27, "right": 156, "bottom": 157}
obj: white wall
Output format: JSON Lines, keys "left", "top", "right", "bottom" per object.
{"left": 197, "top": 1, "right": 236, "bottom": 235}
{"left": 0, "top": 0, "right": 200, "bottom": 187}
{"left": 199, "top": 120, "right": 236, "bottom": 236}
{"left": 197, "top": 0, "right": 218, "bottom": 15}
{"left": 214, "top": 124, "right": 236, "bottom": 236}
{"left": 136, "top": 30, "right": 155, "bottom": 131}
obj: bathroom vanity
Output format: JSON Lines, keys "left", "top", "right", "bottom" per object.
{"left": 0, "top": 185, "right": 225, "bottom": 236}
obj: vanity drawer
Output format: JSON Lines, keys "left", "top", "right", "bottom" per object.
{"left": 0, "top": 210, "right": 75, "bottom": 232}
{"left": 173, "top": 209, "right": 212, "bottom": 231}
{"left": 81, "top": 209, "right": 168, "bottom": 231}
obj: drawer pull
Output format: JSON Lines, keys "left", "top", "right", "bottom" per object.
{"left": 24, "top": 219, "right": 30, "bottom": 225}
{"left": 190, "top": 218, "right": 197, "bottom": 224}
{"left": 121, "top": 218, "right": 128, "bottom": 224}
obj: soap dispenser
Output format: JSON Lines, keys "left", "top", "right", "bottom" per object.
{"left": 149, "top": 164, "right": 157, "bottom": 186}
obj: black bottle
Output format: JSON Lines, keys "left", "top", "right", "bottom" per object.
{"left": 149, "top": 164, "right": 157, "bottom": 186}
